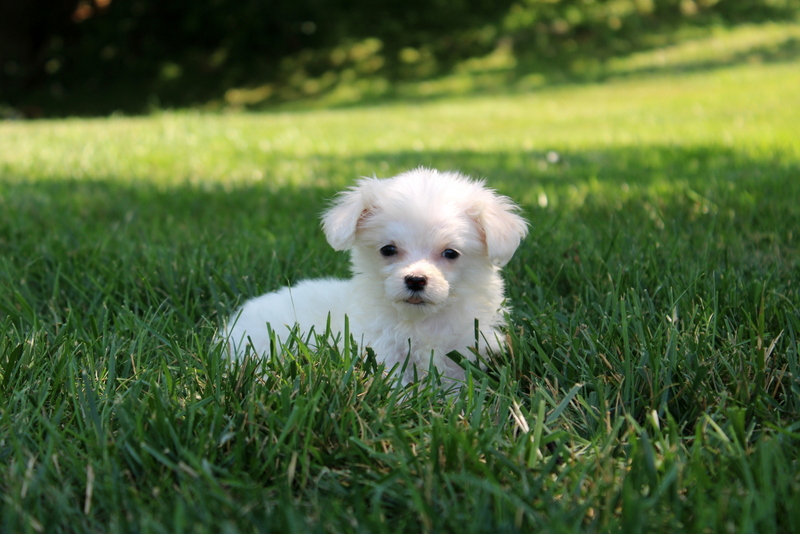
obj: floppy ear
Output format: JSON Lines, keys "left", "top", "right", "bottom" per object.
{"left": 471, "top": 189, "right": 529, "bottom": 267}
{"left": 321, "top": 178, "right": 378, "bottom": 250}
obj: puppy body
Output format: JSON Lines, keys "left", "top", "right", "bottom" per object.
{"left": 225, "top": 168, "right": 527, "bottom": 383}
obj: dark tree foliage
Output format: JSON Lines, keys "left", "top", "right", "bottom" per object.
{"left": 1, "top": 0, "right": 797, "bottom": 116}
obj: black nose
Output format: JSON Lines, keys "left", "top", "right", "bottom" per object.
{"left": 405, "top": 275, "right": 427, "bottom": 291}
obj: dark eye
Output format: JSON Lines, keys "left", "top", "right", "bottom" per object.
{"left": 442, "top": 249, "right": 460, "bottom": 260}
{"left": 380, "top": 245, "right": 398, "bottom": 257}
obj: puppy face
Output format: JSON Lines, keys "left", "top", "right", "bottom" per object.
{"left": 353, "top": 207, "right": 487, "bottom": 314}
{"left": 322, "top": 168, "right": 528, "bottom": 315}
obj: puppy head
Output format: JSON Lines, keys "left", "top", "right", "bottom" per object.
{"left": 322, "top": 168, "right": 528, "bottom": 313}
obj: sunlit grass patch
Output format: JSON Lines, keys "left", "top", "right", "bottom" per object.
{"left": 607, "top": 21, "right": 800, "bottom": 76}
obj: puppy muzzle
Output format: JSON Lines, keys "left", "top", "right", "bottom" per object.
{"left": 385, "top": 260, "right": 450, "bottom": 309}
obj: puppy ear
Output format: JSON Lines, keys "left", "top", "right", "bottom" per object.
{"left": 322, "top": 178, "right": 378, "bottom": 250}
{"left": 471, "top": 189, "right": 529, "bottom": 267}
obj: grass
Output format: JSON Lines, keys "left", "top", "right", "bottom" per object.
{"left": 1, "top": 22, "right": 800, "bottom": 533}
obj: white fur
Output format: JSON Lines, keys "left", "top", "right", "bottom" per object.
{"left": 224, "top": 168, "right": 528, "bottom": 384}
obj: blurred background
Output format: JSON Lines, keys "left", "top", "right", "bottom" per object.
{"left": 1, "top": 0, "right": 798, "bottom": 117}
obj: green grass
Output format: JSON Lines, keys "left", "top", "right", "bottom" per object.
{"left": 1, "top": 23, "right": 800, "bottom": 533}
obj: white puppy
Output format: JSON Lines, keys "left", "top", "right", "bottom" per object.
{"left": 224, "top": 168, "right": 528, "bottom": 383}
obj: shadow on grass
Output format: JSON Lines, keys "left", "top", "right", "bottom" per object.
{"left": 2, "top": 144, "right": 797, "bottom": 245}
{"left": 2, "top": 142, "right": 797, "bottom": 233}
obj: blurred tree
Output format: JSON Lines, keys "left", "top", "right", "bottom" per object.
{"left": 1, "top": 0, "right": 797, "bottom": 116}
{"left": 0, "top": 0, "right": 81, "bottom": 111}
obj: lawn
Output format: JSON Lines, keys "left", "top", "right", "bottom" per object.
{"left": 1, "top": 22, "right": 799, "bottom": 533}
